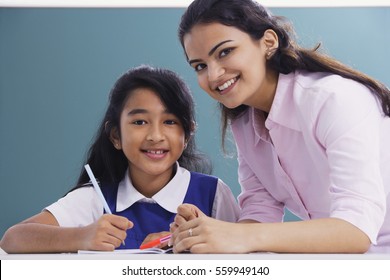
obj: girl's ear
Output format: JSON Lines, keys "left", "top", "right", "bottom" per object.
{"left": 184, "top": 121, "right": 196, "bottom": 149}
{"left": 107, "top": 122, "right": 122, "bottom": 150}
{"left": 190, "top": 120, "right": 197, "bottom": 136}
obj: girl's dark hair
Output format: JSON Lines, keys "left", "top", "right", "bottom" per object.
{"left": 179, "top": 0, "right": 390, "bottom": 144}
{"left": 76, "top": 65, "right": 212, "bottom": 187}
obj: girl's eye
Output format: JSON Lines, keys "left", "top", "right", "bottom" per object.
{"left": 220, "top": 47, "right": 233, "bottom": 58}
{"left": 132, "top": 120, "right": 146, "bottom": 125}
{"left": 194, "top": 63, "right": 206, "bottom": 72}
{"left": 164, "top": 120, "right": 177, "bottom": 125}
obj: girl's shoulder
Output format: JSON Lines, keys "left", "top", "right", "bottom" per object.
{"left": 189, "top": 171, "right": 218, "bottom": 179}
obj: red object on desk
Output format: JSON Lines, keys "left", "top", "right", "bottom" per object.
{"left": 139, "top": 234, "right": 172, "bottom": 250}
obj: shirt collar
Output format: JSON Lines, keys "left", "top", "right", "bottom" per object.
{"left": 250, "top": 72, "right": 301, "bottom": 145}
{"left": 265, "top": 71, "right": 301, "bottom": 132}
{"left": 251, "top": 108, "right": 270, "bottom": 145}
{"left": 116, "top": 162, "right": 190, "bottom": 213}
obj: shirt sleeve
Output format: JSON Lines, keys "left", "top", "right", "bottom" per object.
{"left": 236, "top": 149, "right": 285, "bottom": 223}
{"left": 212, "top": 179, "right": 240, "bottom": 222}
{"left": 45, "top": 186, "right": 104, "bottom": 227}
{"left": 314, "top": 82, "right": 386, "bottom": 244}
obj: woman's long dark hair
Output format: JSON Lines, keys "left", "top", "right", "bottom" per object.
{"left": 75, "top": 65, "right": 211, "bottom": 189}
{"left": 179, "top": 0, "right": 390, "bottom": 144}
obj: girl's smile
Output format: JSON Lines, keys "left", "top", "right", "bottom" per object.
{"left": 143, "top": 149, "right": 169, "bottom": 160}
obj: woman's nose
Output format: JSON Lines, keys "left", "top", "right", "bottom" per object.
{"left": 207, "top": 62, "right": 225, "bottom": 82}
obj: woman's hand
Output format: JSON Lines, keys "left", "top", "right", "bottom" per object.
{"left": 80, "top": 214, "right": 133, "bottom": 251}
{"left": 170, "top": 203, "right": 205, "bottom": 232}
{"left": 170, "top": 204, "right": 251, "bottom": 253}
{"left": 172, "top": 215, "right": 251, "bottom": 254}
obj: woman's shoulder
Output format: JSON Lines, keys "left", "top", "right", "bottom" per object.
{"left": 290, "top": 70, "right": 377, "bottom": 114}
{"left": 293, "top": 70, "right": 372, "bottom": 97}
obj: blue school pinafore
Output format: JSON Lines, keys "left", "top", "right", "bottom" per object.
{"left": 100, "top": 172, "right": 217, "bottom": 249}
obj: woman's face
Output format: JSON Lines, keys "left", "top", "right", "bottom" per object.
{"left": 183, "top": 22, "right": 278, "bottom": 111}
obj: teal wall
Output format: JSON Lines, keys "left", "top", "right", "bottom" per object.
{"left": 1, "top": 7, "right": 389, "bottom": 237}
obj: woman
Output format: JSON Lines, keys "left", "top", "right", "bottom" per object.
{"left": 171, "top": 0, "right": 390, "bottom": 253}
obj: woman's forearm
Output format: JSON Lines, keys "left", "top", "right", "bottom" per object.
{"left": 248, "top": 218, "right": 371, "bottom": 253}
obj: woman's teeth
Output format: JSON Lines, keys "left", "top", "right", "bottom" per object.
{"left": 218, "top": 77, "right": 236, "bottom": 91}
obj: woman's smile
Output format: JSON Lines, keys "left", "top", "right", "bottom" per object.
{"left": 216, "top": 76, "right": 239, "bottom": 94}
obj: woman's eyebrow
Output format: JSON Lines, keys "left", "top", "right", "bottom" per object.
{"left": 208, "top": 40, "right": 233, "bottom": 56}
{"left": 188, "top": 40, "right": 233, "bottom": 65}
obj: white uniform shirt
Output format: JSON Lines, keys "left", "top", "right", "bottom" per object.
{"left": 46, "top": 163, "right": 239, "bottom": 227}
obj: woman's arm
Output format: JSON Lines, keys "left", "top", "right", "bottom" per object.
{"left": 212, "top": 179, "right": 240, "bottom": 222}
{"left": 172, "top": 212, "right": 370, "bottom": 253}
{"left": 247, "top": 218, "right": 370, "bottom": 253}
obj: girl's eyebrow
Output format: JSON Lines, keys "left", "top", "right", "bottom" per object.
{"left": 127, "top": 108, "right": 148, "bottom": 116}
{"left": 126, "top": 108, "right": 171, "bottom": 116}
{"left": 188, "top": 40, "right": 233, "bottom": 65}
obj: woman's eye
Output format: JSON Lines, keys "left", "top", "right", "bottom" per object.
{"left": 133, "top": 120, "right": 146, "bottom": 125}
{"left": 220, "top": 47, "right": 233, "bottom": 58}
{"left": 194, "top": 63, "right": 206, "bottom": 72}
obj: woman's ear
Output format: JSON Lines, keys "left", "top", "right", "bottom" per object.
{"left": 107, "top": 122, "right": 122, "bottom": 150}
{"left": 263, "top": 29, "right": 279, "bottom": 58}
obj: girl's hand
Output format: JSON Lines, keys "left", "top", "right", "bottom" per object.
{"left": 141, "top": 231, "right": 171, "bottom": 249}
{"left": 172, "top": 216, "right": 250, "bottom": 254}
{"left": 81, "top": 214, "right": 133, "bottom": 251}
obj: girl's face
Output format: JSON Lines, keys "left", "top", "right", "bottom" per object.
{"left": 114, "top": 88, "right": 186, "bottom": 194}
{"left": 183, "top": 22, "right": 278, "bottom": 112}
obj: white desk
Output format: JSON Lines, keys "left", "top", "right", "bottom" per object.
{"left": 2, "top": 249, "right": 389, "bottom": 280}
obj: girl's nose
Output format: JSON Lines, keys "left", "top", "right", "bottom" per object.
{"left": 146, "top": 124, "right": 165, "bottom": 142}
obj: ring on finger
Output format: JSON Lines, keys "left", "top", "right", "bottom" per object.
{"left": 188, "top": 228, "right": 193, "bottom": 237}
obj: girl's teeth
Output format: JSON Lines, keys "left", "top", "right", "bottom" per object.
{"left": 148, "top": 150, "right": 164, "bottom": 154}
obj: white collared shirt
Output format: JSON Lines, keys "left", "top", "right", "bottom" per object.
{"left": 46, "top": 163, "right": 239, "bottom": 227}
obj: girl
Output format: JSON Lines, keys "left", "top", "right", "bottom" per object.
{"left": 171, "top": 0, "right": 390, "bottom": 253}
{"left": 0, "top": 65, "right": 239, "bottom": 253}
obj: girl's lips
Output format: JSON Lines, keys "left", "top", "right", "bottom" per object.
{"left": 143, "top": 149, "right": 168, "bottom": 159}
